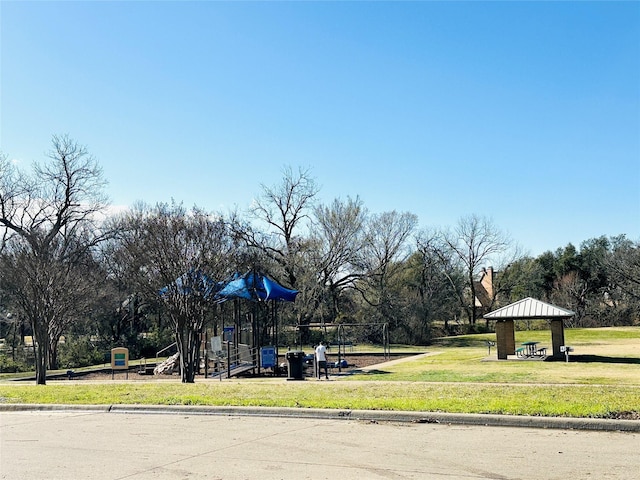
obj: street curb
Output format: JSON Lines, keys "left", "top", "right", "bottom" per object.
{"left": 1, "top": 404, "right": 638, "bottom": 432}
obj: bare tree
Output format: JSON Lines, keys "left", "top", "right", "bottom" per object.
{"left": 311, "top": 196, "right": 368, "bottom": 322}
{"left": 438, "top": 214, "right": 515, "bottom": 328}
{"left": 0, "top": 135, "right": 109, "bottom": 384}
{"left": 413, "top": 230, "right": 465, "bottom": 336}
{"left": 232, "top": 166, "right": 319, "bottom": 288}
{"left": 108, "top": 202, "right": 234, "bottom": 383}
{"left": 358, "top": 211, "right": 418, "bottom": 325}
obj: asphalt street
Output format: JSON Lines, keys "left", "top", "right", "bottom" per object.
{"left": 1, "top": 408, "right": 638, "bottom": 480}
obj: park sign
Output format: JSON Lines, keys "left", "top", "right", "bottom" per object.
{"left": 111, "top": 347, "right": 130, "bottom": 379}
{"left": 111, "top": 347, "right": 129, "bottom": 377}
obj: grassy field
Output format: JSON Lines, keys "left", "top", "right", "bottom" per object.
{"left": 0, "top": 327, "right": 638, "bottom": 419}
{"left": 346, "top": 327, "right": 640, "bottom": 385}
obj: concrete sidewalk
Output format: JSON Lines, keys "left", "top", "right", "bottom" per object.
{"left": 2, "top": 408, "right": 638, "bottom": 480}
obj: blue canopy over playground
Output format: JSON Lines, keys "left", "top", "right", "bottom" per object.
{"left": 160, "top": 270, "right": 299, "bottom": 303}
{"left": 216, "top": 271, "right": 298, "bottom": 302}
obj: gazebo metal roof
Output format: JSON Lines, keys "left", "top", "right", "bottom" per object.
{"left": 484, "top": 297, "right": 574, "bottom": 320}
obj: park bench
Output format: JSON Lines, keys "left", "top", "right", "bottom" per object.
{"left": 516, "top": 347, "right": 526, "bottom": 357}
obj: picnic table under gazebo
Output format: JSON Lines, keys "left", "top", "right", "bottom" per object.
{"left": 483, "top": 297, "right": 575, "bottom": 360}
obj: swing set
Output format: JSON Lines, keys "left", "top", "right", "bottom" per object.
{"left": 294, "top": 322, "right": 390, "bottom": 373}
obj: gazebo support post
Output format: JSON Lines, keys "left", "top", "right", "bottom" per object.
{"left": 495, "top": 319, "right": 515, "bottom": 360}
{"left": 495, "top": 321, "right": 506, "bottom": 360}
{"left": 505, "top": 319, "right": 515, "bottom": 356}
{"left": 550, "top": 319, "right": 565, "bottom": 359}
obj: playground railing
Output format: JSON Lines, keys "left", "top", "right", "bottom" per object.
{"left": 206, "top": 342, "right": 258, "bottom": 379}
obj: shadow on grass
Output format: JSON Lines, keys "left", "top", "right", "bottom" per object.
{"left": 432, "top": 338, "right": 484, "bottom": 348}
{"left": 568, "top": 355, "right": 640, "bottom": 365}
{"left": 349, "top": 369, "right": 392, "bottom": 376}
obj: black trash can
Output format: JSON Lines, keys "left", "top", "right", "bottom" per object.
{"left": 286, "top": 350, "right": 306, "bottom": 381}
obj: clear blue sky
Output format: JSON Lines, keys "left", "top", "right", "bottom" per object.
{"left": 1, "top": 1, "right": 639, "bottom": 257}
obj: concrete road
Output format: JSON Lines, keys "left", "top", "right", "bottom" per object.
{"left": 1, "top": 410, "right": 638, "bottom": 480}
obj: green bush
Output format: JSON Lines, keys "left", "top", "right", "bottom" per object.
{"left": 58, "top": 337, "right": 103, "bottom": 368}
{"left": 0, "top": 354, "right": 29, "bottom": 373}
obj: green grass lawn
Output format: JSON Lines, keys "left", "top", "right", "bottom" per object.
{"left": 347, "top": 327, "right": 640, "bottom": 385}
{"left": 1, "top": 327, "right": 638, "bottom": 419}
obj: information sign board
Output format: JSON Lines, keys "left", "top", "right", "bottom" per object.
{"left": 223, "top": 326, "right": 234, "bottom": 343}
{"left": 111, "top": 347, "right": 129, "bottom": 370}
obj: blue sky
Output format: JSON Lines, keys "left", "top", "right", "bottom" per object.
{"left": 1, "top": 1, "right": 639, "bottom": 257}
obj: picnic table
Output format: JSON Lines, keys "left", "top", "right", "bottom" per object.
{"left": 516, "top": 341, "right": 547, "bottom": 358}
{"left": 522, "top": 341, "right": 538, "bottom": 356}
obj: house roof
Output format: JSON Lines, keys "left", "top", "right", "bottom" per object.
{"left": 483, "top": 297, "right": 575, "bottom": 320}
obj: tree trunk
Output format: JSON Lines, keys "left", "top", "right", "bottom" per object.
{"left": 33, "top": 322, "right": 49, "bottom": 385}
{"left": 329, "top": 286, "right": 340, "bottom": 323}
{"left": 48, "top": 340, "right": 59, "bottom": 371}
{"left": 175, "top": 326, "right": 198, "bottom": 383}
{"left": 468, "top": 273, "right": 477, "bottom": 326}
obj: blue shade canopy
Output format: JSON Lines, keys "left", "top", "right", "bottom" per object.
{"left": 216, "top": 271, "right": 298, "bottom": 302}
{"left": 262, "top": 275, "right": 298, "bottom": 302}
{"left": 159, "top": 269, "right": 221, "bottom": 299}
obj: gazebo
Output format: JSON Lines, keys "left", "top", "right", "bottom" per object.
{"left": 483, "top": 297, "right": 575, "bottom": 360}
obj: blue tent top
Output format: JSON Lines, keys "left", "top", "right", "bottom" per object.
{"left": 159, "top": 269, "right": 221, "bottom": 299}
{"left": 215, "top": 271, "right": 298, "bottom": 302}
{"left": 160, "top": 270, "right": 298, "bottom": 303}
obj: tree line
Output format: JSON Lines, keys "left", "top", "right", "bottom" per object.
{"left": 1, "top": 136, "right": 638, "bottom": 383}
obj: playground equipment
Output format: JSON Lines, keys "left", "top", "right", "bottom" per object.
{"left": 206, "top": 341, "right": 258, "bottom": 379}
{"left": 294, "top": 322, "right": 390, "bottom": 373}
